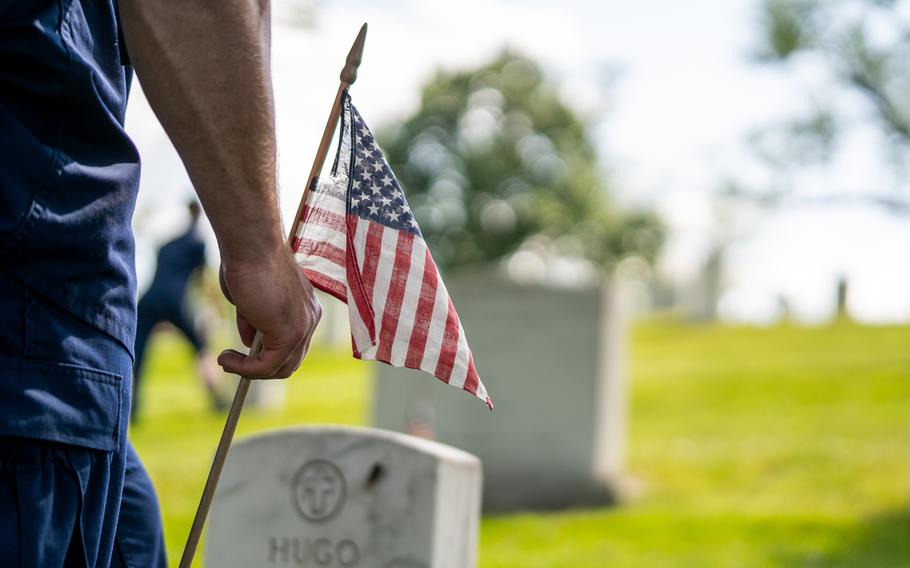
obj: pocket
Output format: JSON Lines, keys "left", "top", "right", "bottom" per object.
{"left": 0, "top": 357, "right": 123, "bottom": 451}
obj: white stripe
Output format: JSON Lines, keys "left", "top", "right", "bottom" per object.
{"left": 348, "top": 288, "right": 373, "bottom": 356}
{"left": 447, "top": 320, "right": 471, "bottom": 389}
{"left": 294, "top": 218, "right": 346, "bottom": 279}
{"left": 388, "top": 238, "right": 426, "bottom": 366}
{"left": 370, "top": 228, "right": 398, "bottom": 339}
{"left": 296, "top": 255, "right": 346, "bottom": 285}
{"left": 297, "top": 203, "right": 346, "bottom": 242}
{"left": 294, "top": 204, "right": 347, "bottom": 293}
{"left": 295, "top": 183, "right": 347, "bottom": 237}
{"left": 313, "top": 179, "right": 349, "bottom": 213}
{"left": 420, "top": 272, "right": 451, "bottom": 373}
{"left": 353, "top": 217, "right": 370, "bottom": 270}
{"left": 299, "top": 224, "right": 346, "bottom": 250}
{"left": 473, "top": 379, "right": 489, "bottom": 403}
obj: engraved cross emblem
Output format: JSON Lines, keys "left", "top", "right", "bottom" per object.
{"left": 292, "top": 460, "right": 346, "bottom": 522}
{"left": 302, "top": 467, "right": 337, "bottom": 515}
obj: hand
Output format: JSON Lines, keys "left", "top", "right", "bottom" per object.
{"left": 217, "top": 250, "right": 322, "bottom": 379}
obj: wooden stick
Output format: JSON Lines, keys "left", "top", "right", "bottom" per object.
{"left": 177, "top": 342, "right": 258, "bottom": 568}
{"left": 178, "top": 23, "right": 367, "bottom": 568}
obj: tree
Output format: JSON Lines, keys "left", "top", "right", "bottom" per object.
{"left": 753, "top": 0, "right": 910, "bottom": 210}
{"left": 379, "top": 52, "right": 663, "bottom": 272}
{"left": 761, "top": 0, "right": 910, "bottom": 140}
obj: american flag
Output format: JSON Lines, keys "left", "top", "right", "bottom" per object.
{"left": 292, "top": 92, "right": 492, "bottom": 409}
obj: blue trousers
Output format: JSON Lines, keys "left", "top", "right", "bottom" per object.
{"left": 0, "top": 439, "right": 165, "bottom": 567}
{"left": 0, "top": 270, "right": 166, "bottom": 566}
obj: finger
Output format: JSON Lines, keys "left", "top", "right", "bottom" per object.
{"left": 218, "top": 348, "right": 278, "bottom": 379}
{"left": 235, "top": 313, "right": 256, "bottom": 347}
{"left": 272, "top": 345, "right": 304, "bottom": 379}
{"left": 268, "top": 326, "right": 316, "bottom": 379}
{"left": 216, "top": 349, "right": 251, "bottom": 376}
{"left": 271, "top": 330, "right": 311, "bottom": 378}
{"left": 217, "top": 340, "right": 300, "bottom": 379}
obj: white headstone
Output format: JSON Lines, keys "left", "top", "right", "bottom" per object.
{"left": 372, "top": 268, "right": 628, "bottom": 511}
{"left": 205, "top": 426, "right": 482, "bottom": 568}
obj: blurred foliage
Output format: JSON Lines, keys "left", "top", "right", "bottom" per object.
{"left": 748, "top": 109, "right": 839, "bottom": 169}
{"left": 757, "top": 0, "right": 910, "bottom": 162}
{"left": 378, "top": 52, "right": 663, "bottom": 272}
{"left": 757, "top": 0, "right": 820, "bottom": 61}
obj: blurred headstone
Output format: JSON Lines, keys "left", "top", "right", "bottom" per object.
{"left": 372, "top": 268, "right": 628, "bottom": 511}
{"left": 244, "top": 380, "right": 286, "bottom": 410}
{"left": 314, "top": 290, "right": 353, "bottom": 348}
{"left": 205, "top": 426, "right": 482, "bottom": 568}
{"left": 697, "top": 245, "right": 723, "bottom": 322}
{"left": 836, "top": 276, "right": 849, "bottom": 320}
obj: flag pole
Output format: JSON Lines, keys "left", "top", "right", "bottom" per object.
{"left": 178, "top": 23, "right": 368, "bottom": 568}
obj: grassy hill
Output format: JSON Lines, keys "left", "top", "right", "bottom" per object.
{"left": 131, "top": 320, "right": 910, "bottom": 567}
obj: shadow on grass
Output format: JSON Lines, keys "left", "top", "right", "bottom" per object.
{"left": 779, "top": 509, "right": 910, "bottom": 567}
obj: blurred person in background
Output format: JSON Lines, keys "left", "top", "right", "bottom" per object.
{"left": 132, "top": 200, "right": 228, "bottom": 422}
{"left": 0, "top": 0, "right": 321, "bottom": 566}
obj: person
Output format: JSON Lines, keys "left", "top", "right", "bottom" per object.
{"left": 0, "top": 0, "right": 321, "bottom": 566}
{"left": 133, "top": 201, "right": 227, "bottom": 421}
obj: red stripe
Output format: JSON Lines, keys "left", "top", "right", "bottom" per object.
{"left": 462, "top": 351, "right": 480, "bottom": 395}
{"left": 359, "top": 222, "right": 384, "bottom": 294}
{"left": 297, "top": 239, "right": 345, "bottom": 267}
{"left": 345, "top": 219, "right": 376, "bottom": 341}
{"left": 404, "top": 248, "right": 438, "bottom": 369}
{"left": 433, "top": 298, "right": 460, "bottom": 383}
{"left": 375, "top": 232, "right": 414, "bottom": 362}
{"left": 303, "top": 205, "right": 346, "bottom": 233}
{"left": 302, "top": 269, "right": 347, "bottom": 303}
{"left": 351, "top": 336, "right": 362, "bottom": 358}
{"left": 346, "top": 261, "right": 375, "bottom": 341}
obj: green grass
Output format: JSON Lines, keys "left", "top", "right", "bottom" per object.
{"left": 132, "top": 320, "right": 910, "bottom": 567}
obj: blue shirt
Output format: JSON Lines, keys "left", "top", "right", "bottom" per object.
{"left": 0, "top": 0, "right": 139, "bottom": 349}
{"left": 0, "top": 0, "right": 139, "bottom": 447}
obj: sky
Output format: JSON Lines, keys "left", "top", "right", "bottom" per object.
{"left": 125, "top": 0, "right": 910, "bottom": 324}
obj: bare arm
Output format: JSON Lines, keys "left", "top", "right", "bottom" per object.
{"left": 119, "top": 0, "right": 320, "bottom": 378}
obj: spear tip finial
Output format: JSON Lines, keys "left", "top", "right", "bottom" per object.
{"left": 340, "top": 23, "right": 368, "bottom": 85}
